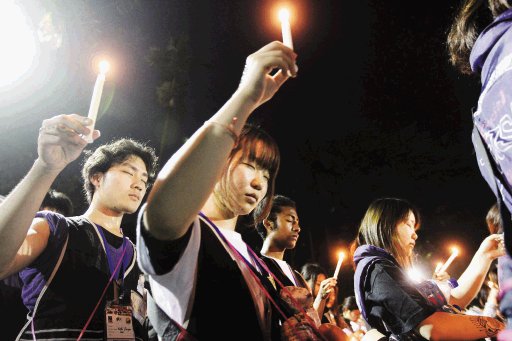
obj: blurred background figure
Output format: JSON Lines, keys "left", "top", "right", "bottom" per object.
{"left": 465, "top": 266, "right": 502, "bottom": 321}
{"left": 300, "top": 262, "right": 342, "bottom": 326}
{"left": 39, "top": 189, "right": 73, "bottom": 216}
{"left": 340, "top": 296, "right": 368, "bottom": 340}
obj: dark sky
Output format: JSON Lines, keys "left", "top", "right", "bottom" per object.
{"left": 0, "top": 0, "right": 497, "bottom": 296}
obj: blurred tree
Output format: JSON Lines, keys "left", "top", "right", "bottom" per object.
{"left": 146, "top": 35, "right": 190, "bottom": 161}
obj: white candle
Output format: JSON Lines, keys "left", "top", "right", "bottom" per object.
{"left": 85, "top": 60, "right": 109, "bottom": 143}
{"left": 279, "top": 9, "right": 293, "bottom": 49}
{"left": 439, "top": 247, "right": 459, "bottom": 274}
{"left": 333, "top": 252, "right": 344, "bottom": 278}
{"left": 434, "top": 262, "right": 443, "bottom": 275}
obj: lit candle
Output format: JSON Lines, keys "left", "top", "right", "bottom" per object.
{"left": 85, "top": 60, "right": 110, "bottom": 143}
{"left": 333, "top": 252, "right": 344, "bottom": 278}
{"left": 278, "top": 8, "right": 293, "bottom": 49}
{"left": 434, "top": 262, "right": 443, "bottom": 275}
{"left": 439, "top": 247, "right": 459, "bottom": 274}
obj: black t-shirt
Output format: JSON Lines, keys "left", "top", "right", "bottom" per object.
{"left": 364, "top": 259, "right": 435, "bottom": 340}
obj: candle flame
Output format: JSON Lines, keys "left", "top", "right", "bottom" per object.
{"left": 450, "top": 247, "right": 459, "bottom": 256}
{"left": 278, "top": 8, "right": 290, "bottom": 23}
{"left": 99, "top": 60, "right": 110, "bottom": 75}
{"left": 339, "top": 251, "right": 345, "bottom": 259}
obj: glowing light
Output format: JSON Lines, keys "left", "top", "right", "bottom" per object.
{"left": 333, "top": 251, "right": 344, "bottom": 278}
{"left": 85, "top": 60, "right": 110, "bottom": 143}
{"left": 99, "top": 60, "right": 110, "bottom": 74}
{"left": 278, "top": 8, "right": 293, "bottom": 49}
{"left": 408, "top": 267, "right": 425, "bottom": 284}
{"left": 0, "top": 1, "right": 38, "bottom": 88}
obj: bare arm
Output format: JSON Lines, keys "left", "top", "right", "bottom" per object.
{"left": 0, "top": 219, "right": 51, "bottom": 279}
{"left": 144, "top": 41, "right": 297, "bottom": 240}
{"left": 449, "top": 234, "right": 504, "bottom": 308}
{"left": 0, "top": 114, "right": 98, "bottom": 271}
{"left": 418, "top": 311, "right": 504, "bottom": 340}
{"left": 312, "top": 277, "right": 337, "bottom": 318}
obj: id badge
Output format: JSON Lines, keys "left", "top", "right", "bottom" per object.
{"left": 131, "top": 290, "right": 147, "bottom": 325}
{"left": 105, "top": 301, "right": 135, "bottom": 340}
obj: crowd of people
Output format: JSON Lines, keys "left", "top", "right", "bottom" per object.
{"left": 3, "top": 0, "right": 512, "bottom": 340}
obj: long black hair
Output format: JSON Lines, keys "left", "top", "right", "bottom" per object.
{"left": 447, "top": 0, "right": 511, "bottom": 74}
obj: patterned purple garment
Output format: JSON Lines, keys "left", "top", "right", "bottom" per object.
{"left": 470, "top": 9, "right": 512, "bottom": 219}
{"left": 470, "top": 8, "right": 512, "bottom": 329}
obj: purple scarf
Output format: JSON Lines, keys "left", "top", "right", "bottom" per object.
{"left": 352, "top": 245, "right": 399, "bottom": 322}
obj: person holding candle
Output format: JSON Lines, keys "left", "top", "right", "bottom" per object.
{"left": 0, "top": 114, "right": 98, "bottom": 270}
{"left": 0, "top": 114, "right": 158, "bottom": 340}
{"left": 136, "top": 41, "right": 297, "bottom": 340}
{"left": 300, "top": 262, "right": 340, "bottom": 325}
{"left": 352, "top": 197, "right": 505, "bottom": 340}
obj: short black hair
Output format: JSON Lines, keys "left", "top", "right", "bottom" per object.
{"left": 40, "top": 189, "right": 74, "bottom": 216}
{"left": 254, "top": 194, "right": 296, "bottom": 240}
{"left": 81, "top": 138, "right": 158, "bottom": 203}
{"left": 300, "top": 262, "right": 326, "bottom": 284}
{"left": 341, "top": 296, "right": 358, "bottom": 312}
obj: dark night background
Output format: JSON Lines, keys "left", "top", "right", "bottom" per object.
{"left": 0, "top": 0, "right": 496, "bottom": 297}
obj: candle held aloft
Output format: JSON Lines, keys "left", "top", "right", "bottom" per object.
{"left": 439, "top": 247, "right": 459, "bottom": 274}
{"left": 333, "top": 252, "right": 344, "bottom": 278}
{"left": 279, "top": 9, "right": 293, "bottom": 49}
{"left": 434, "top": 262, "right": 443, "bottom": 275}
{"left": 85, "top": 60, "right": 110, "bottom": 143}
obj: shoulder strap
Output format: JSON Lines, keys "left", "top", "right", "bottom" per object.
{"left": 146, "top": 290, "right": 197, "bottom": 340}
{"left": 16, "top": 235, "right": 69, "bottom": 341}
{"left": 292, "top": 269, "right": 309, "bottom": 289}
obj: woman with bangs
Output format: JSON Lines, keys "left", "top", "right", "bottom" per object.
{"left": 352, "top": 198, "right": 505, "bottom": 340}
{"left": 136, "top": 41, "right": 297, "bottom": 340}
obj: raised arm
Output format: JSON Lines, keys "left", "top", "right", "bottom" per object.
{"left": 418, "top": 311, "right": 504, "bottom": 340}
{"left": 0, "top": 114, "right": 98, "bottom": 272}
{"left": 144, "top": 41, "right": 297, "bottom": 241}
{"left": 312, "top": 277, "right": 337, "bottom": 319}
{"left": 449, "top": 234, "right": 504, "bottom": 308}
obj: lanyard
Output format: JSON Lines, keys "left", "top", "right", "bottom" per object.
{"left": 94, "top": 222, "right": 128, "bottom": 290}
{"left": 197, "top": 212, "right": 288, "bottom": 320}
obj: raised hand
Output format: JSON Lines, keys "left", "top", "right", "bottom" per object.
{"left": 37, "top": 114, "right": 100, "bottom": 172}
{"left": 318, "top": 277, "right": 338, "bottom": 300}
{"left": 477, "top": 233, "right": 506, "bottom": 261}
{"left": 237, "top": 41, "right": 297, "bottom": 108}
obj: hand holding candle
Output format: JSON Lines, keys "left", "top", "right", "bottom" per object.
{"left": 333, "top": 251, "right": 344, "bottom": 278}
{"left": 85, "top": 60, "right": 110, "bottom": 143}
{"left": 439, "top": 247, "right": 459, "bottom": 274}
{"left": 278, "top": 8, "right": 293, "bottom": 49}
{"left": 433, "top": 262, "right": 444, "bottom": 279}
